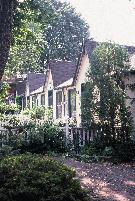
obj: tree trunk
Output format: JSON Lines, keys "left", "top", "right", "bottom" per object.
{"left": 0, "top": 0, "right": 15, "bottom": 80}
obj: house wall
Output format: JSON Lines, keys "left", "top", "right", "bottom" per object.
{"left": 74, "top": 53, "right": 135, "bottom": 130}
{"left": 44, "top": 70, "right": 55, "bottom": 119}
{"left": 23, "top": 52, "right": 135, "bottom": 134}
{"left": 28, "top": 70, "right": 55, "bottom": 120}
{"left": 53, "top": 54, "right": 89, "bottom": 126}
{"left": 75, "top": 54, "right": 90, "bottom": 126}
{"left": 44, "top": 70, "right": 53, "bottom": 100}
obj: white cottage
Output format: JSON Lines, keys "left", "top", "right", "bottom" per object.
{"left": 25, "top": 73, "right": 46, "bottom": 108}
{"left": 44, "top": 60, "right": 76, "bottom": 123}
{"left": 19, "top": 40, "right": 135, "bottom": 129}
{"left": 48, "top": 41, "right": 97, "bottom": 126}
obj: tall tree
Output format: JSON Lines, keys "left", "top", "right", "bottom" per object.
{"left": 6, "top": 0, "right": 89, "bottom": 75}
{"left": 6, "top": 0, "right": 45, "bottom": 74}
{"left": 82, "top": 43, "right": 133, "bottom": 144}
{"left": 41, "top": 0, "right": 89, "bottom": 62}
{"left": 0, "top": 0, "right": 17, "bottom": 80}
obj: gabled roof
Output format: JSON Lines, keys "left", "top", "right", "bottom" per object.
{"left": 27, "top": 73, "right": 46, "bottom": 94}
{"left": 30, "top": 86, "right": 44, "bottom": 95}
{"left": 55, "top": 78, "right": 73, "bottom": 89}
{"left": 49, "top": 60, "right": 76, "bottom": 88}
{"left": 73, "top": 40, "right": 135, "bottom": 84}
{"left": 2, "top": 73, "right": 46, "bottom": 97}
{"left": 73, "top": 40, "right": 97, "bottom": 84}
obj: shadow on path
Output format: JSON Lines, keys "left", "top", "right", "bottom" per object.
{"left": 55, "top": 157, "right": 135, "bottom": 201}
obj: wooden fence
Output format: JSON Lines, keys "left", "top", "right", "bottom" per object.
{"left": 63, "top": 124, "right": 96, "bottom": 146}
{"left": 0, "top": 120, "right": 97, "bottom": 148}
{"left": 0, "top": 119, "right": 132, "bottom": 153}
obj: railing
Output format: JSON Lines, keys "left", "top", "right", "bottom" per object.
{"left": 0, "top": 118, "right": 132, "bottom": 154}
{"left": 60, "top": 124, "right": 97, "bottom": 149}
{"left": 0, "top": 120, "right": 97, "bottom": 149}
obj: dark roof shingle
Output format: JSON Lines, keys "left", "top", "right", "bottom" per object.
{"left": 27, "top": 73, "right": 46, "bottom": 94}
{"left": 49, "top": 60, "right": 76, "bottom": 87}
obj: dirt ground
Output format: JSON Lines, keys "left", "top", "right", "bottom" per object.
{"left": 56, "top": 157, "right": 135, "bottom": 201}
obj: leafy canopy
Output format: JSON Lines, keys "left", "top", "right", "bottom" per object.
{"left": 6, "top": 0, "right": 89, "bottom": 75}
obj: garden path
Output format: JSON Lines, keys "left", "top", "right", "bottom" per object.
{"left": 56, "top": 157, "right": 135, "bottom": 201}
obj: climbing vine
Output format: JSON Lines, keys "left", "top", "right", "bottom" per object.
{"left": 82, "top": 43, "right": 133, "bottom": 144}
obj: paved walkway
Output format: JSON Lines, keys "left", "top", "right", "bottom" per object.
{"left": 57, "top": 157, "right": 135, "bottom": 201}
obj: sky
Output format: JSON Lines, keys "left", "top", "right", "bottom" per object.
{"left": 60, "top": 0, "right": 135, "bottom": 46}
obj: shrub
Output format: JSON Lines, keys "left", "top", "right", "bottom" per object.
{"left": 81, "top": 143, "right": 98, "bottom": 156}
{"left": 0, "top": 121, "right": 66, "bottom": 154}
{"left": 19, "top": 122, "right": 66, "bottom": 153}
{"left": 114, "top": 142, "right": 135, "bottom": 162}
{"left": 81, "top": 139, "right": 107, "bottom": 157}
{"left": 0, "top": 145, "right": 13, "bottom": 157}
{"left": 102, "top": 146, "right": 115, "bottom": 157}
{"left": 0, "top": 154, "right": 88, "bottom": 201}
{"left": 22, "top": 106, "right": 53, "bottom": 121}
{"left": 81, "top": 141, "right": 135, "bottom": 162}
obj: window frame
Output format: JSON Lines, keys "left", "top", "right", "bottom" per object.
{"left": 48, "top": 90, "right": 53, "bottom": 107}
{"left": 32, "top": 95, "right": 37, "bottom": 108}
{"left": 41, "top": 94, "right": 45, "bottom": 105}
{"left": 56, "top": 90, "right": 62, "bottom": 119}
{"left": 68, "top": 89, "right": 76, "bottom": 118}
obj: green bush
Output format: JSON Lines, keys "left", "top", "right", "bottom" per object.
{"left": 102, "top": 146, "right": 115, "bottom": 157}
{"left": 22, "top": 106, "right": 53, "bottom": 120}
{"left": 0, "top": 145, "right": 13, "bottom": 157}
{"left": 114, "top": 142, "right": 135, "bottom": 162}
{"left": 81, "top": 144, "right": 98, "bottom": 156}
{"left": 81, "top": 141, "right": 135, "bottom": 162}
{"left": 19, "top": 122, "right": 66, "bottom": 153}
{"left": 0, "top": 121, "right": 66, "bottom": 154}
{"left": 0, "top": 154, "right": 88, "bottom": 201}
{"left": 81, "top": 139, "right": 107, "bottom": 157}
